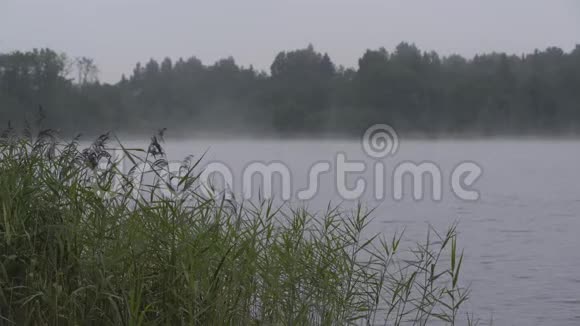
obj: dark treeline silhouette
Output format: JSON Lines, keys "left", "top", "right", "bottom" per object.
{"left": 1, "top": 43, "right": 579, "bottom": 137}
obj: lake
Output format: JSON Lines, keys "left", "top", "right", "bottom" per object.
{"left": 152, "top": 139, "right": 580, "bottom": 325}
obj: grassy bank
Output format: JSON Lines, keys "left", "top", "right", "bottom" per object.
{"left": 0, "top": 129, "right": 471, "bottom": 325}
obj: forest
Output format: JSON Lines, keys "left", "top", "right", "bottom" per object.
{"left": 1, "top": 43, "right": 579, "bottom": 137}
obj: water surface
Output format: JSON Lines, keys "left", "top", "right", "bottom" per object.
{"left": 156, "top": 139, "right": 580, "bottom": 325}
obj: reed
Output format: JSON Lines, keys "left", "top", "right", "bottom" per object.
{"left": 0, "top": 128, "right": 471, "bottom": 325}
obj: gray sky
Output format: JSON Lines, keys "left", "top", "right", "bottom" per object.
{"left": 1, "top": 0, "right": 578, "bottom": 83}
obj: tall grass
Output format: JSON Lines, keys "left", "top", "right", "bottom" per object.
{"left": 0, "top": 128, "right": 471, "bottom": 325}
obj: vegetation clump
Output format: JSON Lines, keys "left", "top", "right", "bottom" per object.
{"left": 0, "top": 129, "right": 471, "bottom": 325}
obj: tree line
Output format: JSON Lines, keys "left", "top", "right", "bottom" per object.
{"left": 1, "top": 43, "right": 579, "bottom": 137}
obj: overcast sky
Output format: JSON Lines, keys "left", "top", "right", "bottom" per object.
{"left": 1, "top": 0, "right": 578, "bottom": 83}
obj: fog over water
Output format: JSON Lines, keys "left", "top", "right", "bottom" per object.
{"left": 135, "top": 138, "right": 580, "bottom": 325}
